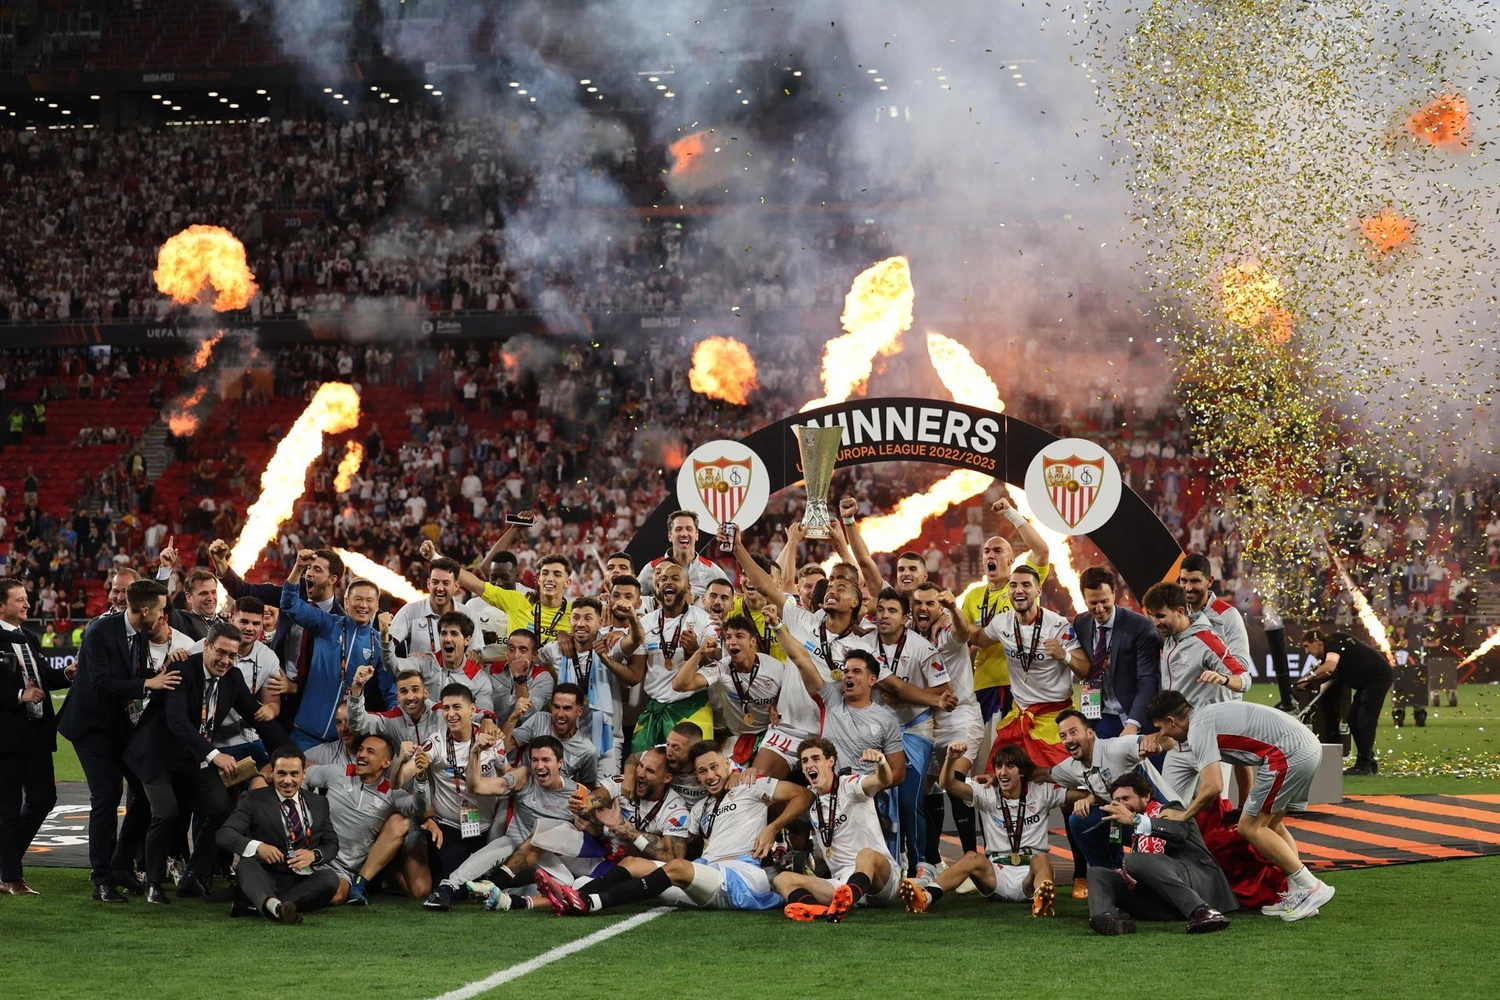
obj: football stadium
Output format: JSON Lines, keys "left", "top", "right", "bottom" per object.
{"left": 2, "top": 2, "right": 1500, "bottom": 998}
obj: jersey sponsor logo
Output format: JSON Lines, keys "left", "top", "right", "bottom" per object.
{"left": 667, "top": 814, "right": 689, "bottom": 829}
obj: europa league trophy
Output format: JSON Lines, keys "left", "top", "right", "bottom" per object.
{"left": 795, "top": 424, "right": 845, "bottom": 539}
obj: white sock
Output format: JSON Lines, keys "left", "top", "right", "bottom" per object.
{"left": 1288, "top": 867, "right": 1318, "bottom": 892}
{"left": 267, "top": 898, "right": 281, "bottom": 918}
{"left": 587, "top": 894, "right": 603, "bottom": 912}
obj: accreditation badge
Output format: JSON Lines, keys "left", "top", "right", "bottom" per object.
{"left": 1080, "top": 685, "right": 1102, "bottom": 720}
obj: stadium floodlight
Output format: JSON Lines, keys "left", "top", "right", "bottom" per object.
{"left": 151, "top": 93, "right": 161, "bottom": 99}
{"left": 256, "top": 89, "right": 267, "bottom": 95}
{"left": 579, "top": 79, "right": 590, "bottom": 84}
{"left": 586, "top": 86, "right": 598, "bottom": 93}
{"left": 424, "top": 83, "right": 433, "bottom": 89}
{"left": 432, "top": 90, "right": 443, "bottom": 96}
{"left": 509, "top": 81, "right": 520, "bottom": 88}
{"left": 208, "top": 91, "right": 218, "bottom": 97}
{"left": 90, "top": 94, "right": 100, "bottom": 100}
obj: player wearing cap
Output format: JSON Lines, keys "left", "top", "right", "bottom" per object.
{"left": 900, "top": 742, "right": 1084, "bottom": 916}
{"left": 776, "top": 738, "right": 901, "bottom": 922}
{"left": 971, "top": 565, "right": 1087, "bottom": 768}
{"left": 1148, "top": 690, "right": 1334, "bottom": 922}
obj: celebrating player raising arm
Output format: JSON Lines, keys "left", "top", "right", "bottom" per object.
{"left": 775, "top": 739, "right": 902, "bottom": 923}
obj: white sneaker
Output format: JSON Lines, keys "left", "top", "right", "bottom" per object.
{"left": 465, "top": 879, "right": 497, "bottom": 901}
{"left": 1260, "top": 891, "right": 1292, "bottom": 916}
{"left": 955, "top": 876, "right": 978, "bottom": 895}
{"left": 1280, "top": 880, "right": 1335, "bottom": 922}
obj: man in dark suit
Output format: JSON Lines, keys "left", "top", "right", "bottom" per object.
{"left": 1087, "top": 773, "right": 1236, "bottom": 935}
{"left": 216, "top": 744, "right": 341, "bottom": 924}
{"left": 1074, "top": 566, "right": 1161, "bottom": 738}
{"left": 57, "top": 579, "right": 179, "bottom": 902}
{"left": 0, "top": 577, "right": 72, "bottom": 895}
{"left": 125, "top": 623, "right": 269, "bottom": 903}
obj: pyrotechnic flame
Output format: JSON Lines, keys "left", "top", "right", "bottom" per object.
{"left": 165, "top": 385, "right": 208, "bottom": 436}
{"left": 334, "top": 440, "right": 365, "bottom": 493}
{"left": 1405, "top": 91, "right": 1471, "bottom": 152}
{"left": 154, "top": 225, "right": 258, "bottom": 312}
{"left": 228, "top": 383, "right": 362, "bottom": 575}
{"left": 1458, "top": 626, "right": 1500, "bottom": 669}
{"left": 838, "top": 331, "right": 1083, "bottom": 612}
{"left": 669, "top": 131, "right": 712, "bottom": 175}
{"left": 689, "top": 336, "right": 759, "bottom": 405}
{"left": 333, "top": 548, "right": 423, "bottom": 604}
{"left": 1359, "top": 209, "right": 1415, "bottom": 254}
{"left": 1325, "top": 544, "right": 1394, "bottom": 661}
{"left": 801, "top": 257, "right": 914, "bottom": 412}
{"left": 188, "top": 332, "right": 224, "bottom": 372}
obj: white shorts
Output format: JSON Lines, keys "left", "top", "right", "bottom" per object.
{"left": 656, "top": 859, "right": 772, "bottom": 910}
{"left": 831, "top": 861, "right": 900, "bottom": 907}
{"left": 983, "top": 857, "right": 1033, "bottom": 902}
{"left": 757, "top": 726, "right": 812, "bottom": 770}
{"left": 930, "top": 718, "right": 985, "bottom": 774}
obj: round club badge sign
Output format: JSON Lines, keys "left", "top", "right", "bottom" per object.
{"left": 676, "top": 440, "right": 770, "bottom": 532}
{"left": 1023, "top": 437, "right": 1123, "bottom": 536}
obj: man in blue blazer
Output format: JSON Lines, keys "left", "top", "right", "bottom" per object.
{"left": 1073, "top": 567, "right": 1162, "bottom": 739}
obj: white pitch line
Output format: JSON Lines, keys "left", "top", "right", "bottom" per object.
{"left": 426, "top": 907, "right": 671, "bottom": 1000}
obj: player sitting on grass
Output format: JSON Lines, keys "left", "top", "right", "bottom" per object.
{"left": 774, "top": 738, "right": 902, "bottom": 923}
{"left": 900, "top": 742, "right": 1085, "bottom": 917}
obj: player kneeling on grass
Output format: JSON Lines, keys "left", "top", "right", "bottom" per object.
{"left": 776, "top": 738, "right": 902, "bottom": 923}
{"left": 533, "top": 741, "right": 812, "bottom": 914}
{"left": 901, "top": 742, "right": 1085, "bottom": 917}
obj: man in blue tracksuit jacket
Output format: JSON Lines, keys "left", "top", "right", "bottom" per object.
{"left": 281, "top": 548, "right": 395, "bottom": 751}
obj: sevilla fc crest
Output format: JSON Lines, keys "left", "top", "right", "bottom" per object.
{"left": 694, "top": 457, "right": 752, "bottom": 526}
{"left": 1043, "top": 455, "right": 1105, "bottom": 529}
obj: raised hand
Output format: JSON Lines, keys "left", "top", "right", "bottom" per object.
{"left": 418, "top": 539, "right": 437, "bottom": 561}
{"left": 159, "top": 536, "right": 178, "bottom": 571}
{"left": 377, "top": 611, "right": 393, "bottom": 640}
{"left": 946, "top": 741, "right": 968, "bottom": 760}
{"left": 839, "top": 496, "right": 858, "bottom": 520}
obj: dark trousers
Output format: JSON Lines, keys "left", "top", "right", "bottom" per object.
{"left": 1347, "top": 668, "right": 1394, "bottom": 762}
{"left": 0, "top": 751, "right": 57, "bottom": 881}
{"left": 1067, "top": 803, "right": 1123, "bottom": 878}
{"left": 141, "top": 767, "right": 232, "bottom": 886}
{"left": 1087, "top": 854, "right": 1208, "bottom": 921}
{"left": 75, "top": 736, "right": 151, "bottom": 886}
{"left": 1095, "top": 713, "right": 1126, "bottom": 739}
{"left": 427, "top": 822, "right": 486, "bottom": 884}
{"left": 234, "top": 857, "right": 340, "bottom": 915}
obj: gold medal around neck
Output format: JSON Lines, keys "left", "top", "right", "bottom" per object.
{"left": 1010, "top": 853, "right": 1022, "bottom": 866}
{"left": 744, "top": 712, "right": 756, "bottom": 727}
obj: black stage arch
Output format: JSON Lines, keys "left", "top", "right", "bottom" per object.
{"left": 625, "top": 397, "right": 1185, "bottom": 598}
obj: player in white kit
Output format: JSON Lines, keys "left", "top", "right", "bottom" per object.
{"left": 901, "top": 742, "right": 1086, "bottom": 917}
{"left": 1148, "top": 690, "right": 1335, "bottom": 922}
{"left": 539, "top": 741, "right": 813, "bottom": 914}
{"left": 774, "top": 737, "right": 901, "bottom": 922}
{"left": 911, "top": 581, "right": 985, "bottom": 859}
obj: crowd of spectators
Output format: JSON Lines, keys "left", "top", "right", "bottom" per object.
{"left": 0, "top": 106, "right": 917, "bottom": 325}
{"left": 1, "top": 335, "right": 1495, "bottom": 652}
